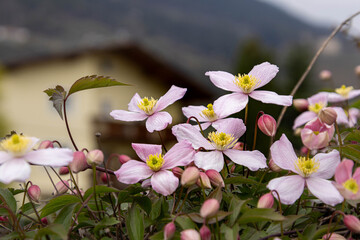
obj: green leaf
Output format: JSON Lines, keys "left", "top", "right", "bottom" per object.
{"left": 188, "top": 211, "right": 231, "bottom": 224}
{"left": 150, "top": 198, "right": 162, "bottom": 220}
{"left": 224, "top": 176, "right": 260, "bottom": 185}
{"left": 40, "top": 195, "right": 81, "bottom": 218}
{"left": 54, "top": 204, "right": 77, "bottom": 230}
{"left": 228, "top": 196, "right": 248, "bottom": 226}
{"left": 266, "top": 215, "right": 304, "bottom": 234}
{"left": 208, "top": 186, "right": 222, "bottom": 203}
{"left": 94, "top": 216, "right": 120, "bottom": 234}
{"left": 118, "top": 190, "right": 131, "bottom": 204}
{"left": 44, "top": 85, "right": 66, "bottom": 119}
{"left": 34, "top": 224, "right": 67, "bottom": 240}
{"left": 134, "top": 196, "right": 152, "bottom": 215}
{"left": 335, "top": 144, "right": 360, "bottom": 163}
{"left": 126, "top": 205, "right": 144, "bottom": 240}
{"left": 68, "top": 75, "right": 128, "bottom": 97}
{"left": 221, "top": 223, "right": 240, "bottom": 240}
{"left": 0, "top": 188, "right": 17, "bottom": 214}
{"left": 175, "top": 215, "right": 197, "bottom": 230}
{"left": 344, "top": 129, "right": 360, "bottom": 143}
{"left": 237, "top": 208, "right": 285, "bottom": 224}
{"left": 83, "top": 186, "right": 120, "bottom": 200}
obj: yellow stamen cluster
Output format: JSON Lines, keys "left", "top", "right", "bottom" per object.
{"left": 0, "top": 134, "right": 31, "bottom": 157}
{"left": 234, "top": 74, "right": 259, "bottom": 93}
{"left": 308, "top": 102, "right": 325, "bottom": 114}
{"left": 200, "top": 104, "right": 218, "bottom": 121}
{"left": 294, "top": 156, "right": 320, "bottom": 177}
{"left": 335, "top": 85, "right": 353, "bottom": 98}
{"left": 146, "top": 154, "right": 164, "bottom": 172}
{"left": 343, "top": 178, "right": 359, "bottom": 194}
{"left": 137, "top": 97, "right": 158, "bottom": 115}
{"left": 208, "top": 132, "right": 236, "bottom": 150}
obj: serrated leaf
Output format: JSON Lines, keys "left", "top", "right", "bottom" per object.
{"left": 175, "top": 215, "right": 197, "bottom": 230}
{"left": 150, "top": 198, "right": 162, "bottom": 220}
{"left": 0, "top": 188, "right": 17, "bottom": 214}
{"left": 228, "top": 196, "right": 248, "bottom": 226}
{"left": 44, "top": 85, "right": 66, "bottom": 119}
{"left": 237, "top": 208, "right": 285, "bottom": 224}
{"left": 40, "top": 195, "right": 81, "bottom": 218}
{"left": 94, "top": 216, "right": 120, "bottom": 234}
{"left": 54, "top": 204, "right": 77, "bottom": 230}
{"left": 134, "top": 196, "right": 152, "bottom": 215}
{"left": 344, "top": 129, "right": 360, "bottom": 143}
{"left": 126, "top": 205, "right": 144, "bottom": 240}
{"left": 68, "top": 75, "right": 128, "bottom": 97}
{"left": 224, "top": 176, "right": 260, "bottom": 185}
{"left": 83, "top": 185, "right": 120, "bottom": 200}
{"left": 335, "top": 144, "right": 360, "bottom": 163}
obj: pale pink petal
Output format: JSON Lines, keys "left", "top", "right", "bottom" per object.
{"left": 141, "top": 179, "right": 151, "bottom": 188}
{"left": 0, "top": 152, "right": 14, "bottom": 164}
{"left": 27, "top": 137, "right": 40, "bottom": 150}
{"left": 162, "top": 141, "right": 195, "bottom": 169}
{"left": 189, "top": 122, "right": 212, "bottom": 131}
{"left": 110, "top": 110, "right": 148, "bottom": 121}
{"left": 205, "top": 71, "right": 239, "bottom": 92}
{"left": 348, "top": 89, "right": 360, "bottom": 100}
{"left": 267, "top": 175, "right": 305, "bottom": 205}
{"left": 306, "top": 177, "right": 343, "bottom": 206}
{"left": 0, "top": 159, "right": 31, "bottom": 184}
{"left": 333, "top": 182, "right": 359, "bottom": 200}
{"left": 172, "top": 124, "right": 214, "bottom": 150}
{"left": 145, "top": 111, "right": 172, "bottom": 133}
{"left": 151, "top": 170, "right": 179, "bottom": 196}
{"left": 128, "top": 93, "right": 143, "bottom": 112}
{"left": 195, "top": 151, "right": 224, "bottom": 172}
{"left": 332, "top": 107, "right": 349, "bottom": 125}
{"left": 213, "top": 93, "right": 248, "bottom": 117}
{"left": 249, "top": 90, "right": 292, "bottom": 106}
{"left": 270, "top": 134, "right": 298, "bottom": 173}
{"left": 115, "top": 160, "right": 153, "bottom": 184}
{"left": 308, "top": 92, "right": 328, "bottom": 106}
{"left": 131, "top": 143, "right": 162, "bottom": 162}
{"left": 349, "top": 108, "right": 360, "bottom": 127}
{"left": 248, "top": 62, "right": 279, "bottom": 89}
{"left": 293, "top": 111, "right": 317, "bottom": 129}
{"left": 335, "top": 159, "right": 354, "bottom": 184}
{"left": 26, "top": 148, "right": 73, "bottom": 167}
{"left": 353, "top": 167, "right": 360, "bottom": 182}
{"left": 213, "top": 118, "right": 246, "bottom": 139}
{"left": 182, "top": 105, "right": 208, "bottom": 122}
{"left": 327, "top": 92, "right": 343, "bottom": 102}
{"left": 312, "top": 150, "right": 340, "bottom": 179}
{"left": 156, "top": 85, "right": 187, "bottom": 111}
{"left": 224, "top": 149, "right": 267, "bottom": 171}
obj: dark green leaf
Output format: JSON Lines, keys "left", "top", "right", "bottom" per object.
{"left": 0, "top": 188, "right": 17, "bottom": 214}
{"left": 237, "top": 208, "right": 285, "bottom": 224}
{"left": 44, "top": 85, "right": 66, "bottom": 119}
{"left": 175, "top": 215, "right": 197, "bottom": 230}
{"left": 224, "top": 176, "right": 260, "bottom": 185}
{"left": 208, "top": 186, "right": 222, "bottom": 203}
{"left": 118, "top": 191, "right": 131, "bottom": 203}
{"left": 150, "top": 198, "right": 162, "bottom": 220}
{"left": 94, "top": 216, "right": 120, "bottom": 234}
{"left": 335, "top": 144, "right": 360, "bottom": 163}
{"left": 83, "top": 186, "right": 120, "bottom": 200}
{"left": 134, "top": 196, "right": 152, "bottom": 215}
{"left": 228, "top": 196, "right": 248, "bottom": 226}
{"left": 344, "top": 129, "right": 360, "bottom": 143}
{"left": 266, "top": 215, "right": 304, "bottom": 234}
{"left": 40, "top": 195, "right": 81, "bottom": 218}
{"left": 188, "top": 211, "right": 231, "bottom": 224}
{"left": 54, "top": 204, "right": 77, "bottom": 230}
{"left": 34, "top": 224, "right": 67, "bottom": 240}
{"left": 221, "top": 223, "right": 240, "bottom": 240}
{"left": 126, "top": 205, "right": 144, "bottom": 240}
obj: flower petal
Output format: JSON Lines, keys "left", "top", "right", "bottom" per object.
{"left": 213, "top": 93, "right": 248, "bottom": 117}
{"left": 205, "top": 71, "right": 239, "bottom": 92}
{"left": 110, "top": 110, "right": 148, "bottom": 121}
{"left": 248, "top": 62, "right": 279, "bottom": 89}
{"left": 348, "top": 89, "right": 360, "bottom": 100}
{"left": 128, "top": 93, "right": 143, "bottom": 112}
{"left": 26, "top": 148, "right": 73, "bottom": 167}
{"left": 327, "top": 92, "right": 344, "bottom": 102}
{"left": 249, "top": 90, "right": 292, "bottom": 106}
{"left": 0, "top": 159, "right": 31, "bottom": 184}
{"left": 267, "top": 175, "right": 305, "bottom": 205}
{"left": 306, "top": 177, "right": 343, "bottom": 206}
{"left": 335, "top": 159, "right": 354, "bottom": 184}
{"left": 115, "top": 160, "right": 153, "bottom": 184}
{"left": 308, "top": 92, "right": 328, "bottom": 106}
{"left": 213, "top": 118, "right": 246, "bottom": 139}
{"left": 332, "top": 107, "right": 349, "bottom": 125}
{"left": 151, "top": 170, "right": 179, "bottom": 196}
{"left": 131, "top": 143, "right": 162, "bottom": 162}
{"left": 270, "top": 134, "right": 297, "bottom": 172}
{"left": 156, "top": 85, "right": 187, "bottom": 112}
{"left": 172, "top": 124, "right": 213, "bottom": 149}
{"left": 195, "top": 151, "right": 224, "bottom": 172}
{"left": 293, "top": 111, "right": 317, "bottom": 130}
{"left": 162, "top": 141, "right": 195, "bottom": 169}
{"left": 0, "top": 152, "right": 14, "bottom": 164}
{"left": 224, "top": 149, "right": 267, "bottom": 171}
{"left": 182, "top": 105, "right": 208, "bottom": 122}
{"left": 349, "top": 108, "right": 360, "bottom": 127}
{"left": 145, "top": 111, "right": 172, "bottom": 133}
{"left": 312, "top": 150, "right": 340, "bottom": 179}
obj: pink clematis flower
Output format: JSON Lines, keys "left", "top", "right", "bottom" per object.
{"left": 300, "top": 118, "right": 335, "bottom": 150}
{"left": 110, "top": 85, "right": 187, "bottom": 133}
{"left": 327, "top": 85, "right": 360, "bottom": 103}
{"left": 0, "top": 134, "right": 73, "bottom": 184}
{"left": 333, "top": 159, "right": 360, "bottom": 200}
{"left": 172, "top": 118, "right": 267, "bottom": 172}
{"left": 115, "top": 141, "right": 195, "bottom": 196}
{"left": 347, "top": 108, "right": 360, "bottom": 128}
{"left": 206, "top": 62, "right": 292, "bottom": 114}
{"left": 267, "top": 134, "right": 343, "bottom": 205}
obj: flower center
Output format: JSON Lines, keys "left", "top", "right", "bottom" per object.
{"left": 146, "top": 154, "right": 164, "bottom": 171}
{"left": 0, "top": 134, "right": 31, "bottom": 157}
{"left": 335, "top": 85, "right": 353, "bottom": 98}
{"left": 137, "top": 97, "right": 158, "bottom": 115}
{"left": 208, "top": 132, "right": 237, "bottom": 150}
{"left": 294, "top": 156, "right": 320, "bottom": 177}
{"left": 343, "top": 178, "right": 358, "bottom": 194}
{"left": 308, "top": 102, "right": 325, "bottom": 114}
{"left": 200, "top": 104, "right": 218, "bottom": 121}
{"left": 234, "top": 74, "right": 260, "bottom": 93}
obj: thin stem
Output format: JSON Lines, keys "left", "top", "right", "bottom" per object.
{"left": 157, "top": 131, "right": 168, "bottom": 152}
{"left": 50, "top": 167, "right": 77, "bottom": 196}
{"left": 177, "top": 190, "right": 190, "bottom": 213}
{"left": 187, "top": 116, "right": 204, "bottom": 136}
{"left": 63, "top": 98, "right": 79, "bottom": 151}
{"left": 67, "top": 166, "right": 84, "bottom": 202}
{"left": 271, "top": 190, "right": 284, "bottom": 237}
{"left": 335, "top": 122, "right": 343, "bottom": 157}
{"left": 43, "top": 167, "right": 58, "bottom": 194}
{"left": 92, "top": 165, "right": 101, "bottom": 218}
{"left": 326, "top": 210, "right": 345, "bottom": 240}
{"left": 253, "top": 111, "right": 264, "bottom": 151}
{"left": 243, "top": 104, "right": 249, "bottom": 150}
{"left": 68, "top": 193, "right": 94, "bottom": 238}
{"left": 172, "top": 186, "right": 184, "bottom": 214}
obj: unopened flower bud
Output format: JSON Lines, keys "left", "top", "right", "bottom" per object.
{"left": 181, "top": 167, "right": 200, "bottom": 187}
{"left": 180, "top": 229, "right": 201, "bottom": 240}
{"left": 28, "top": 185, "right": 41, "bottom": 203}
{"left": 197, "top": 172, "right": 212, "bottom": 189}
{"left": 319, "top": 70, "right": 332, "bottom": 81}
{"left": 53, "top": 180, "right": 69, "bottom": 195}
{"left": 38, "top": 140, "right": 53, "bottom": 149}
{"left": 300, "top": 146, "right": 309, "bottom": 156}
{"left": 258, "top": 114, "right": 276, "bottom": 137}
{"left": 73, "top": 189, "right": 84, "bottom": 196}
{"left": 119, "top": 154, "right": 131, "bottom": 164}
{"left": 41, "top": 217, "right": 48, "bottom": 225}
{"left": 172, "top": 167, "right": 184, "bottom": 179}
{"left": 0, "top": 216, "right": 7, "bottom": 222}
{"left": 294, "top": 128, "right": 302, "bottom": 136}
{"left": 164, "top": 222, "right": 176, "bottom": 240}
{"left": 86, "top": 149, "right": 104, "bottom": 166}
{"left": 301, "top": 118, "right": 334, "bottom": 150}
{"left": 293, "top": 99, "right": 309, "bottom": 112}
{"left": 59, "top": 166, "right": 69, "bottom": 175}
{"left": 100, "top": 172, "right": 109, "bottom": 183}
{"left": 200, "top": 198, "right": 220, "bottom": 218}
{"left": 205, "top": 169, "right": 225, "bottom": 188}
{"left": 322, "top": 233, "right": 346, "bottom": 240}
{"left": 319, "top": 107, "right": 337, "bottom": 125}
{"left": 70, "top": 151, "right": 88, "bottom": 173}
{"left": 355, "top": 65, "right": 360, "bottom": 77}
{"left": 199, "top": 225, "right": 211, "bottom": 240}
{"left": 257, "top": 193, "right": 274, "bottom": 208}
{"left": 268, "top": 158, "right": 281, "bottom": 172}
{"left": 344, "top": 215, "right": 360, "bottom": 233}
{"left": 232, "top": 142, "right": 244, "bottom": 150}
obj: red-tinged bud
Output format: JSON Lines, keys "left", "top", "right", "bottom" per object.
{"left": 319, "top": 70, "right": 332, "bottom": 81}
{"left": 164, "top": 222, "right": 176, "bottom": 240}
{"left": 300, "top": 146, "right": 309, "bottom": 156}
{"left": 319, "top": 107, "right": 337, "bottom": 125}
{"left": 181, "top": 166, "right": 200, "bottom": 187}
{"left": 257, "top": 193, "right": 274, "bottom": 208}
{"left": 41, "top": 217, "right": 48, "bottom": 225}
{"left": 268, "top": 158, "right": 281, "bottom": 172}
{"left": 322, "top": 233, "right": 346, "bottom": 240}
{"left": 100, "top": 172, "right": 109, "bottom": 183}
{"left": 172, "top": 167, "right": 184, "bottom": 179}
{"left": 355, "top": 65, "right": 360, "bottom": 77}
{"left": 86, "top": 149, "right": 104, "bottom": 166}
{"left": 230, "top": 164, "right": 236, "bottom": 174}
{"left": 38, "top": 140, "right": 54, "bottom": 149}
{"left": 258, "top": 114, "right": 276, "bottom": 137}
{"left": 293, "top": 99, "right": 309, "bottom": 112}
{"left": 344, "top": 215, "right": 360, "bottom": 233}
{"left": 119, "top": 154, "right": 131, "bottom": 164}
{"left": 59, "top": 166, "right": 69, "bottom": 175}
{"left": 199, "top": 225, "right": 211, "bottom": 240}
{"left": 205, "top": 169, "right": 225, "bottom": 188}
{"left": 180, "top": 229, "right": 201, "bottom": 240}
{"left": 28, "top": 184, "right": 41, "bottom": 203}
{"left": 196, "top": 172, "right": 212, "bottom": 189}
{"left": 53, "top": 180, "right": 69, "bottom": 195}
{"left": 70, "top": 151, "right": 88, "bottom": 173}
{"left": 200, "top": 198, "right": 220, "bottom": 219}
{"left": 0, "top": 216, "right": 7, "bottom": 222}
{"left": 232, "top": 142, "right": 244, "bottom": 150}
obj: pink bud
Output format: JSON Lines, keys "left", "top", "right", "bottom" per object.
{"left": 319, "top": 107, "right": 337, "bottom": 125}
{"left": 73, "top": 189, "right": 84, "bottom": 196}
{"left": 70, "top": 151, "right": 88, "bottom": 173}
{"left": 59, "top": 166, "right": 69, "bottom": 175}
{"left": 181, "top": 167, "right": 200, "bottom": 187}
{"left": 355, "top": 65, "right": 360, "bottom": 77}
{"left": 86, "top": 149, "right": 104, "bottom": 166}
{"left": 101, "top": 172, "right": 109, "bottom": 183}
{"left": 119, "top": 154, "right": 131, "bottom": 164}
{"left": 28, "top": 185, "right": 41, "bottom": 203}
{"left": 258, "top": 114, "right": 276, "bottom": 137}
{"left": 196, "top": 172, "right": 212, "bottom": 189}
{"left": 301, "top": 118, "right": 335, "bottom": 150}
{"left": 172, "top": 167, "right": 184, "bottom": 179}
{"left": 38, "top": 140, "right": 53, "bottom": 149}
{"left": 344, "top": 215, "right": 360, "bottom": 233}
{"left": 0, "top": 216, "right": 7, "bottom": 222}
{"left": 205, "top": 169, "right": 225, "bottom": 188}
{"left": 230, "top": 164, "right": 236, "bottom": 174}
{"left": 200, "top": 198, "right": 220, "bottom": 219}
{"left": 322, "top": 233, "right": 346, "bottom": 240}
{"left": 199, "top": 225, "right": 211, "bottom": 240}
{"left": 319, "top": 70, "right": 332, "bottom": 81}
{"left": 300, "top": 146, "right": 309, "bottom": 156}
{"left": 53, "top": 180, "right": 69, "bottom": 195}
{"left": 268, "top": 159, "right": 281, "bottom": 172}
{"left": 232, "top": 142, "right": 244, "bottom": 150}
{"left": 293, "top": 99, "right": 309, "bottom": 112}
{"left": 41, "top": 217, "right": 48, "bottom": 225}
{"left": 164, "top": 222, "right": 176, "bottom": 240}
{"left": 180, "top": 229, "right": 201, "bottom": 240}
{"left": 257, "top": 193, "right": 274, "bottom": 208}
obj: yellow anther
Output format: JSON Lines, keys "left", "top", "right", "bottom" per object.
{"left": 343, "top": 178, "right": 359, "bottom": 194}
{"left": 146, "top": 154, "right": 164, "bottom": 172}
{"left": 208, "top": 132, "right": 237, "bottom": 150}
{"left": 200, "top": 104, "right": 218, "bottom": 121}
{"left": 234, "top": 74, "right": 260, "bottom": 93}
{"left": 137, "top": 97, "right": 158, "bottom": 115}
{"left": 308, "top": 103, "right": 325, "bottom": 114}
{"left": 335, "top": 85, "right": 353, "bottom": 98}
{"left": 294, "top": 156, "right": 320, "bottom": 177}
{"left": 0, "top": 134, "right": 31, "bottom": 157}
